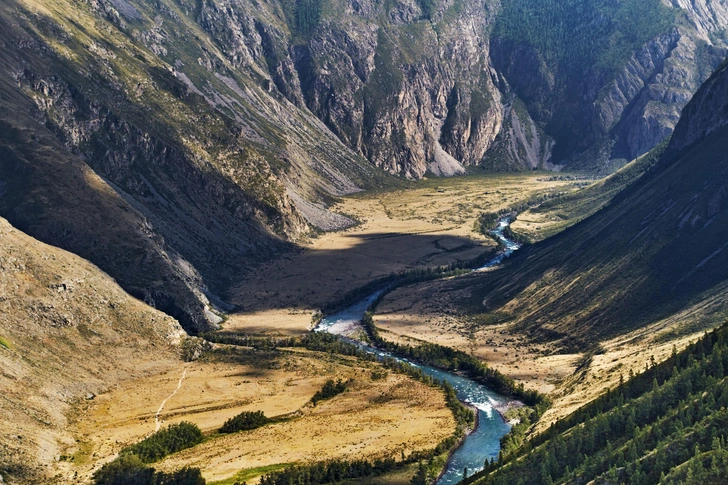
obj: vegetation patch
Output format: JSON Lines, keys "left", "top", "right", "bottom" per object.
{"left": 0, "top": 335, "right": 12, "bottom": 350}
{"left": 260, "top": 457, "right": 399, "bottom": 485}
{"left": 220, "top": 411, "right": 270, "bottom": 434}
{"left": 311, "top": 379, "right": 349, "bottom": 405}
{"left": 361, "top": 312, "right": 546, "bottom": 408}
{"left": 94, "top": 454, "right": 205, "bottom": 485}
{"left": 493, "top": 0, "right": 674, "bottom": 74}
{"left": 208, "top": 463, "right": 295, "bottom": 485}
{"left": 120, "top": 422, "right": 204, "bottom": 464}
{"left": 94, "top": 422, "right": 206, "bottom": 483}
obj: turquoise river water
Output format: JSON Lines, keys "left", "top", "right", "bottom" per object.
{"left": 315, "top": 217, "right": 521, "bottom": 485}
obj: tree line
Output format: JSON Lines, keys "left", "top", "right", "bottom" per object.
{"left": 94, "top": 422, "right": 205, "bottom": 485}
{"left": 360, "top": 312, "right": 547, "bottom": 408}
{"left": 464, "top": 322, "right": 728, "bottom": 485}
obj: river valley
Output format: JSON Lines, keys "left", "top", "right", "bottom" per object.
{"left": 315, "top": 217, "right": 522, "bottom": 485}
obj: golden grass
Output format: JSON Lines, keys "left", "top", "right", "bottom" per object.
{"left": 72, "top": 349, "right": 455, "bottom": 484}
{"left": 227, "top": 173, "right": 579, "bottom": 335}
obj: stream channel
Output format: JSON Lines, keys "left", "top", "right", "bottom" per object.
{"left": 314, "top": 217, "right": 521, "bottom": 485}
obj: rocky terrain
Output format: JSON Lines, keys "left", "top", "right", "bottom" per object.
{"left": 456, "top": 54, "right": 728, "bottom": 347}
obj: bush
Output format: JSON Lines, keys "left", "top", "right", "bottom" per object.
{"left": 121, "top": 422, "right": 204, "bottom": 464}
{"left": 311, "top": 379, "right": 348, "bottom": 405}
{"left": 260, "top": 457, "right": 398, "bottom": 485}
{"left": 94, "top": 454, "right": 154, "bottom": 485}
{"left": 220, "top": 411, "right": 270, "bottom": 433}
{"left": 94, "top": 456, "right": 205, "bottom": 485}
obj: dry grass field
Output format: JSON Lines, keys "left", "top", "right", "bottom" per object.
{"left": 226, "top": 173, "right": 579, "bottom": 335}
{"left": 70, "top": 348, "right": 454, "bottom": 484}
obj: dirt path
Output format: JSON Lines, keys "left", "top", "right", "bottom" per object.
{"left": 155, "top": 364, "right": 190, "bottom": 431}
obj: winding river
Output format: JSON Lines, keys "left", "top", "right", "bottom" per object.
{"left": 315, "top": 217, "right": 521, "bottom": 485}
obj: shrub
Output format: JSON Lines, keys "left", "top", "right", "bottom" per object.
{"left": 121, "top": 422, "right": 204, "bottom": 464}
{"left": 220, "top": 411, "right": 270, "bottom": 433}
{"left": 311, "top": 379, "right": 348, "bottom": 405}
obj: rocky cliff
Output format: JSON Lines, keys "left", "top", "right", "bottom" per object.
{"left": 0, "top": 0, "right": 385, "bottom": 331}
{"left": 194, "top": 0, "right": 728, "bottom": 174}
{"left": 491, "top": 0, "right": 728, "bottom": 172}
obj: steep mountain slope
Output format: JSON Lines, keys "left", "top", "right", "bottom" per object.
{"left": 491, "top": 0, "right": 728, "bottom": 170}
{"left": 4, "top": 0, "right": 728, "bottom": 333}
{"left": 0, "top": 216, "right": 184, "bottom": 484}
{"left": 461, "top": 58, "right": 728, "bottom": 346}
{"left": 0, "top": 0, "right": 386, "bottom": 331}
{"left": 469, "top": 323, "right": 728, "bottom": 485}
{"left": 189, "top": 0, "right": 510, "bottom": 176}
{"left": 220, "top": 0, "right": 728, "bottom": 173}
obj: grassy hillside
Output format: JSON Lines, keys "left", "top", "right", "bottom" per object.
{"left": 0, "top": 216, "right": 185, "bottom": 483}
{"left": 511, "top": 141, "right": 667, "bottom": 241}
{"left": 468, "top": 322, "right": 728, "bottom": 485}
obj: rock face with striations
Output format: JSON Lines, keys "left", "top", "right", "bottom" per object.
{"left": 192, "top": 0, "right": 511, "bottom": 178}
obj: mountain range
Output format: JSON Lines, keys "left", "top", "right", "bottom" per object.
{"left": 2, "top": 0, "right": 728, "bottom": 330}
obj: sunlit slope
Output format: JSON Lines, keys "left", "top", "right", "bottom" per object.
{"left": 0, "top": 216, "right": 184, "bottom": 483}
{"left": 470, "top": 323, "right": 728, "bottom": 485}
{"left": 465, "top": 63, "right": 728, "bottom": 345}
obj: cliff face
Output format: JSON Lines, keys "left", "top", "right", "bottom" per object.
{"left": 192, "top": 0, "right": 510, "bottom": 178}
{"left": 198, "top": 0, "right": 728, "bottom": 174}
{"left": 491, "top": 0, "right": 728, "bottom": 171}
{"left": 667, "top": 59, "right": 728, "bottom": 154}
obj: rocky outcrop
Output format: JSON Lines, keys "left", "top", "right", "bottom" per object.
{"left": 667, "top": 59, "right": 728, "bottom": 153}
{"left": 491, "top": 1, "right": 728, "bottom": 171}
{"left": 192, "top": 0, "right": 510, "bottom": 177}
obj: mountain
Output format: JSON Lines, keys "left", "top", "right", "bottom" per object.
{"left": 460, "top": 57, "right": 728, "bottom": 348}
{"left": 0, "top": 216, "right": 184, "bottom": 483}
{"left": 0, "top": 0, "right": 387, "bottom": 332}
{"left": 2, "top": 0, "right": 728, "bottom": 331}
{"left": 491, "top": 0, "right": 728, "bottom": 171}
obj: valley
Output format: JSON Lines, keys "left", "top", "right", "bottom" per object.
{"left": 2, "top": 0, "right": 728, "bottom": 483}
{"left": 226, "top": 173, "right": 578, "bottom": 333}
{"left": 53, "top": 172, "right": 575, "bottom": 484}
